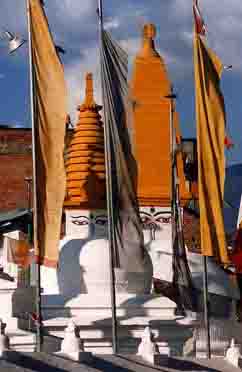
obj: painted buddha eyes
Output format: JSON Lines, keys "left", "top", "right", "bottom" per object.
{"left": 156, "top": 216, "right": 171, "bottom": 224}
{"left": 95, "top": 218, "right": 107, "bottom": 226}
{"left": 72, "top": 220, "right": 89, "bottom": 226}
{"left": 71, "top": 216, "right": 89, "bottom": 226}
{"left": 140, "top": 216, "right": 150, "bottom": 224}
{"left": 71, "top": 215, "right": 107, "bottom": 226}
{"left": 140, "top": 213, "right": 171, "bottom": 225}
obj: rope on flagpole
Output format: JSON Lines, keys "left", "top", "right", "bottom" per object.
{"left": 97, "top": 0, "right": 119, "bottom": 355}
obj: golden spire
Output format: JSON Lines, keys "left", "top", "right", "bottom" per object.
{"left": 65, "top": 73, "right": 105, "bottom": 209}
{"left": 130, "top": 23, "right": 190, "bottom": 206}
{"left": 79, "top": 73, "right": 102, "bottom": 112}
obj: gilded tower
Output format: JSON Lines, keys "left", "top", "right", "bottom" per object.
{"left": 130, "top": 24, "right": 190, "bottom": 206}
{"left": 65, "top": 73, "right": 106, "bottom": 209}
{"left": 129, "top": 24, "right": 190, "bottom": 284}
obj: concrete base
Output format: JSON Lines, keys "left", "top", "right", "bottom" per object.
{"left": 0, "top": 284, "right": 36, "bottom": 353}
{"left": 0, "top": 285, "right": 238, "bottom": 357}
{"left": 42, "top": 293, "right": 178, "bottom": 319}
{"left": 41, "top": 294, "right": 193, "bottom": 355}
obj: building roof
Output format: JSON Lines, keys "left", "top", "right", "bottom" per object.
{"left": 0, "top": 208, "right": 31, "bottom": 234}
{"left": 0, "top": 125, "right": 31, "bottom": 130}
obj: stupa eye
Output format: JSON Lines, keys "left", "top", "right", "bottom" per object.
{"left": 72, "top": 220, "right": 89, "bottom": 226}
{"left": 95, "top": 218, "right": 107, "bottom": 225}
{"left": 71, "top": 216, "right": 90, "bottom": 226}
{"left": 156, "top": 216, "right": 171, "bottom": 224}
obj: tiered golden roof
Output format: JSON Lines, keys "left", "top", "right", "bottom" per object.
{"left": 64, "top": 73, "right": 106, "bottom": 209}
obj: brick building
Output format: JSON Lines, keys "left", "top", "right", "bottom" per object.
{"left": 0, "top": 126, "right": 32, "bottom": 212}
{"left": 0, "top": 125, "right": 74, "bottom": 212}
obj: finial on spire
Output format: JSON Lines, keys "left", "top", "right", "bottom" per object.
{"left": 78, "top": 72, "right": 102, "bottom": 113}
{"left": 85, "top": 73, "right": 94, "bottom": 105}
{"left": 143, "top": 24, "right": 156, "bottom": 40}
{"left": 138, "top": 23, "right": 159, "bottom": 58}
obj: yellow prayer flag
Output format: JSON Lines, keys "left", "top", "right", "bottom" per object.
{"left": 193, "top": 33, "right": 229, "bottom": 264}
{"left": 29, "top": 0, "right": 67, "bottom": 267}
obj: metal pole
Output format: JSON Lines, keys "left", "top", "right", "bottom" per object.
{"left": 24, "top": 176, "right": 32, "bottom": 286}
{"left": 170, "top": 89, "right": 176, "bottom": 229}
{"left": 203, "top": 255, "right": 211, "bottom": 359}
{"left": 26, "top": 0, "right": 43, "bottom": 352}
{"left": 169, "top": 91, "right": 175, "bottom": 287}
{"left": 167, "top": 87, "right": 177, "bottom": 217}
{"left": 25, "top": 177, "right": 32, "bottom": 211}
{"left": 98, "top": 0, "right": 118, "bottom": 354}
{"left": 167, "top": 88, "right": 184, "bottom": 315}
{"left": 169, "top": 89, "right": 174, "bottom": 214}
{"left": 98, "top": 0, "right": 103, "bottom": 24}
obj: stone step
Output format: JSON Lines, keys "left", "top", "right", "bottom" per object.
{"left": 6, "top": 326, "right": 63, "bottom": 354}
{"left": 7, "top": 328, "right": 36, "bottom": 352}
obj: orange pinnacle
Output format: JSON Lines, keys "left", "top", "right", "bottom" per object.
{"left": 65, "top": 73, "right": 106, "bottom": 209}
{"left": 130, "top": 24, "right": 190, "bottom": 206}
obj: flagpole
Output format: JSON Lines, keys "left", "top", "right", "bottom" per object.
{"left": 170, "top": 88, "right": 176, "bottom": 301}
{"left": 26, "top": 0, "right": 43, "bottom": 352}
{"left": 193, "top": 1, "right": 211, "bottom": 357}
{"left": 166, "top": 88, "right": 184, "bottom": 315}
{"left": 203, "top": 256, "right": 211, "bottom": 358}
{"left": 98, "top": 0, "right": 118, "bottom": 355}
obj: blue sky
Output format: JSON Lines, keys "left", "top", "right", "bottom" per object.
{"left": 0, "top": 0, "right": 242, "bottom": 165}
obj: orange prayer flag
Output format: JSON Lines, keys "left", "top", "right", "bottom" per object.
{"left": 29, "top": 0, "right": 67, "bottom": 267}
{"left": 193, "top": 33, "right": 229, "bottom": 264}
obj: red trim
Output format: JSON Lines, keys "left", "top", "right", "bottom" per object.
{"left": 224, "top": 135, "right": 234, "bottom": 149}
{"left": 193, "top": 1, "right": 206, "bottom": 36}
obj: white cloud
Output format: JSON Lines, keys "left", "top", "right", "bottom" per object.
{"left": 44, "top": 0, "right": 98, "bottom": 46}
{"left": 55, "top": 0, "right": 95, "bottom": 19}
{"left": 65, "top": 47, "right": 101, "bottom": 124}
{"left": 1, "top": 0, "right": 242, "bottom": 78}
{"left": 3, "top": 0, "right": 241, "bottom": 83}
{"left": 104, "top": 17, "right": 120, "bottom": 30}
{"left": 1, "top": 0, "right": 242, "bottom": 152}
{"left": 120, "top": 37, "right": 140, "bottom": 57}
{"left": 169, "top": 0, "right": 242, "bottom": 74}
{"left": 0, "top": 1, "right": 27, "bottom": 34}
